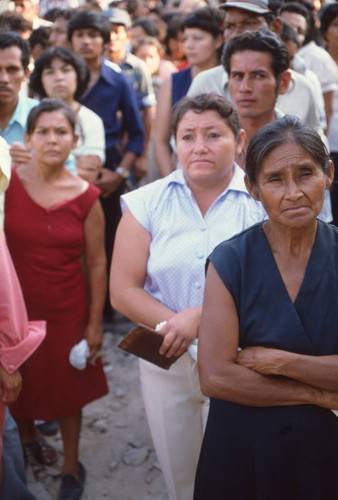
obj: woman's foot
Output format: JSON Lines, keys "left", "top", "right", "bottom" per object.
{"left": 22, "top": 435, "right": 58, "bottom": 466}
{"left": 58, "top": 462, "right": 86, "bottom": 500}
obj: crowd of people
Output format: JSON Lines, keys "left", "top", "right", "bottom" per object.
{"left": 0, "top": 0, "right": 338, "bottom": 499}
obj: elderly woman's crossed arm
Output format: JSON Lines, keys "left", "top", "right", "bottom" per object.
{"left": 198, "top": 263, "right": 338, "bottom": 410}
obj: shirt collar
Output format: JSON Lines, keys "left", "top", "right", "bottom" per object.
{"left": 8, "top": 94, "right": 28, "bottom": 130}
{"left": 167, "top": 162, "right": 249, "bottom": 195}
{"left": 100, "top": 58, "right": 121, "bottom": 85}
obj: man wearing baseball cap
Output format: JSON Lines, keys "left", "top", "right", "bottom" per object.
{"left": 104, "top": 7, "right": 156, "bottom": 184}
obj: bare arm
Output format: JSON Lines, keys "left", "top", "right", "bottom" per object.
{"left": 83, "top": 199, "right": 107, "bottom": 358}
{"left": 324, "top": 90, "right": 334, "bottom": 133}
{"left": 153, "top": 77, "right": 174, "bottom": 177}
{"left": 238, "top": 347, "right": 338, "bottom": 393}
{"left": 0, "top": 365, "right": 22, "bottom": 404}
{"left": 110, "top": 208, "right": 201, "bottom": 357}
{"left": 198, "top": 263, "right": 338, "bottom": 409}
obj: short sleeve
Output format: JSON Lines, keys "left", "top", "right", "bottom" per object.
{"left": 120, "top": 185, "right": 152, "bottom": 232}
{"left": 209, "top": 239, "right": 242, "bottom": 304}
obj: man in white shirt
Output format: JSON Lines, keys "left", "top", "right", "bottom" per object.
{"left": 188, "top": 0, "right": 325, "bottom": 138}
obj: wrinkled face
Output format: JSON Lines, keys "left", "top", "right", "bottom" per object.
{"left": 71, "top": 28, "right": 104, "bottom": 62}
{"left": 280, "top": 11, "right": 307, "bottom": 46}
{"left": 134, "top": 43, "right": 160, "bottom": 75}
{"left": 0, "top": 46, "right": 26, "bottom": 107}
{"left": 25, "top": 110, "right": 77, "bottom": 166}
{"left": 248, "top": 142, "right": 334, "bottom": 228}
{"left": 41, "top": 57, "right": 77, "bottom": 103}
{"left": 176, "top": 109, "right": 243, "bottom": 189}
{"left": 223, "top": 8, "right": 269, "bottom": 43}
{"left": 228, "top": 50, "right": 279, "bottom": 120}
{"left": 49, "top": 17, "right": 69, "bottom": 48}
{"left": 183, "top": 28, "right": 222, "bottom": 67}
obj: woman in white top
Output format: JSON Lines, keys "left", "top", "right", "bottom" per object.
{"left": 12, "top": 46, "right": 105, "bottom": 183}
{"left": 110, "top": 93, "right": 266, "bottom": 500}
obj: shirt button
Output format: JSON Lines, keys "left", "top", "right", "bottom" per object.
{"left": 9, "top": 364, "right": 15, "bottom": 371}
{"left": 194, "top": 282, "right": 202, "bottom": 289}
{"left": 200, "top": 227, "right": 206, "bottom": 232}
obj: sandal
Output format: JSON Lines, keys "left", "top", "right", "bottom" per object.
{"left": 22, "top": 434, "right": 58, "bottom": 466}
{"left": 58, "top": 462, "right": 86, "bottom": 500}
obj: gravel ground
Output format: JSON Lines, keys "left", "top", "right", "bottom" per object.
{"left": 27, "top": 314, "right": 168, "bottom": 500}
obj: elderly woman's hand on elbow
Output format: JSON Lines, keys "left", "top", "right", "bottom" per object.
{"left": 237, "top": 346, "right": 287, "bottom": 376}
{"left": 158, "top": 307, "right": 201, "bottom": 358}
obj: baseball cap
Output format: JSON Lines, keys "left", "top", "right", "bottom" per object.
{"left": 219, "top": 0, "right": 271, "bottom": 14}
{"left": 104, "top": 7, "right": 131, "bottom": 29}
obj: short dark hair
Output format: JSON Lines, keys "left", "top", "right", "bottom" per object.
{"left": 26, "top": 98, "right": 77, "bottom": 135}
{"left": 163, "top": 13, "right": 184, "bottom": 55}
{"left": 222, "top": 30, "right": 289, "bottom": 82}
{"left": 246, "top": 115, "right": 331, "bottom": 185}
{"left": 280, "top": 2, "right": 310, "bottom": 26}
{"left": 172, "top": 93, "right": 241, "bottom": 142}
{"left": 67, "top": 10, "right": 111, "bottom": 44}
{"left": 54, "top": 8, "right": 76, "bottom": 23}
{"left": 182, "top": 7, "right": 224, "bottom": 38}
{"left": 280, "top": 20, "right": 300, "bottom": 48}
{"left": 29, "top": 46, "right": 90, "bottom": 100}
{"left": 29, "top": 26, "right": 52, "bottom": 51}
{"left": 0, "top": 30, "right": 30, "bottom": 71}
{"left": 132, "top": 17, "right": 159, "bottom": 38}
{"left": 0, "top": 12, "right": 32, "bottom": 33}
{"left": 319, "top": 3, "right": 338, "bottom": 37}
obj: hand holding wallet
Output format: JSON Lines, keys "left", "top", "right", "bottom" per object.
{"left": 118, "top": 323, "right": 181, "bottom": 370}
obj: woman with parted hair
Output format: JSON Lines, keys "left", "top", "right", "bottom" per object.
{"left": 195, "top": 115, "right": 338, "bottom": 500}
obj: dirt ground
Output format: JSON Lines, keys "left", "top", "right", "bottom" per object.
{"left": 27, "top": 314, "right": 168, "bottom": 500}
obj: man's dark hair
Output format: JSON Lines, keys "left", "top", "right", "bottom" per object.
{"left": 280, "top": 2, "right": 310, "bottom": 26}
{"left": 29, "top": 26, "right": 52, "bottom": 51}
{"left": 281, "top": 1, "right": 318, "bottom": 44}
{"left": 320, "top": 3, "right": 338, "bottom": 37}
{"left": 0, "top": 12, "right": 32, "bottom": 33}
{"left": 30, "top": 46, "right": 90, "bottom": 100}
{"left": 268, "top": 0, "right": 284, "bottom": 17}
{"left": 222, "top": 30, "right": 289, "bottom": 81}
{"left": 0, "top": 30, "right": 30, "bottom": 70}
{"left": 132, "top": 18, "right": 159, "bottom": 38}
{"left": 280, "top": 20, "right": 300, "bottom": 48}
{"left": 54, "top": 8, "right": 76, "bottom": 23}
{"left": 67, "top": 9, "right": 111, "bottom": 44}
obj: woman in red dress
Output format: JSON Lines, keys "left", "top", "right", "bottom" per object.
{"left": 5, "top": 99, "right": 108, "bottom": 500}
